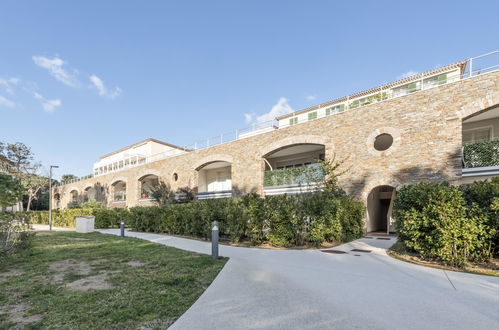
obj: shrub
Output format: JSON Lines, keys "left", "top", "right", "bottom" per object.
{"left": 460, "top": 177, "right": 499, "bottom": 254}
{"left": 394, "top": 182, "right": 494, "bottom": 267}
{"left": 0, "top": 212, "right": 34, "bottom": 257}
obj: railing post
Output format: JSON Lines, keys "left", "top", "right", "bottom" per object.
{"left": 469, "top": 58, "right": 473, "bottom": 78}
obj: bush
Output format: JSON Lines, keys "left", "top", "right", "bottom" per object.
{"left": 19, "top": 208, "right": 126, "bottom": 229}
{"left": 394, "top": 182, "right": 494, "bottom": 267}
{"left": 0, "top": 212, "right": 34, "bottom": 257}
{"left": 125, "top": 190, "right": 364, "bottom": 247}
{"left": 460, "top": 177, "right": 499, "bottom": 254}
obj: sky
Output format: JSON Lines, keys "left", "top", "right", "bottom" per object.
{"left": 1, "top": 0, "right": 498, "bottom": 179}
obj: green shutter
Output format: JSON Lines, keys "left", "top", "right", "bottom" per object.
{"left": 308, "top": 112, "right": 317, "bottom": 120}
{"left": 407, "top": 82, "right": 417, "bottom": 92}
{"left": 325, "top": 108, "right": 331, "bottom": 116}
{"left": 289, "top": 117, "right": 298, "bottom": 125}
{"left": 437, "top": 74, "right": 447, "bottom": 84}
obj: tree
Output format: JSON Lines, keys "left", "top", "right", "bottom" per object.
{"left": 0, "top": 174, "right": 23, "bottom": 210}
{"left": 61, "top": 174, "right": 77, "bottom": 184}
{"left": 151, "top": 181, "right": 175, "bottom": 205}
{"left": 0, "top": 141, "right": 46, "bottom": 211}
{"left": 21, "top": 174, "right": 48, "bottom": 211}
{"left": 320, "top": 154, "right": 349, "bottom": 197}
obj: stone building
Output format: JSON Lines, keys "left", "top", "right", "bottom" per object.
{"left": 53, "top": 52, "right": 499, "bottom": 234}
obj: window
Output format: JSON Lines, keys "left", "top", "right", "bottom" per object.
{"left": 326, "top": 104, "right": 345, "bottom": 115}
{"left": 308, "top": 112, "right": 317, "bottom": 121}
{"left": 463, "top": 127, "right": 492, "bottom": 144}
{"left": 173, "top": 173, "right": 178, "bottom": 182}
{"left": 289, "top": 117, "right": 298, "bottom": 125}
{"left": 374, "top": 133, "right": 393, "bottom": 151}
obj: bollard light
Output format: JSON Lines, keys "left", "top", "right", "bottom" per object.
{"left": 211, "top": 221, "right": 219, "bottom": 259}
{"left": 120, "top": 221, "right": 125, "bottom": 237}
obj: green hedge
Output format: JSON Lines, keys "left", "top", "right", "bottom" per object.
{"left": 463, "top": 140, "right": 499, "bottom": 168}
{"left": 263, "top": 164, "right": 324, "bottom": 186}
{"left": 128, "top": 192, "right": 364, "bottom": 247}
{"left": 394, "top": 182, "right": 495, "bottom": 267}
{"left": 20, "top": 208, "right": 126, "bottom": 229}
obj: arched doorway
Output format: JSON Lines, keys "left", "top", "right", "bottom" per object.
{"left": 367, "top": 185, "right": 395, "bottom": 234}
{"left": 83, "top": 186, "right": 97, "bottom": 202}
{"left": 111, "top": 180, "right": 127, "bottom": 203}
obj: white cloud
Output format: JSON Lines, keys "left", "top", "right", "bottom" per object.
{"left": 89, "top": 74, "right": 122, "bottom": 99}
{"left": 398, "top": 70, "right": 419, "bottom": 80}
{"left": 0, "top": 77, "right": 20, "bottom": 95}
{"left": 33, "top": 92, "right": 61, "bottom": 112}
{"left": 306, "top": 95, "right": 317, "bottom": 101}
{"left": 32, "top": 56, "right": 79, "bottom": 87}
{"left": 245, "top": 97, "right": 294, "bottom": 124}
{"left": 0, "top": 95, "right": 15, "bottom": 108}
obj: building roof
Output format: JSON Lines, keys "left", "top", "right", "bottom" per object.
{"left": 276, "top": 61, "right": 468, "bottom": 120}
{"left": 99, "top": 138, "right": 188, "bottom": 159}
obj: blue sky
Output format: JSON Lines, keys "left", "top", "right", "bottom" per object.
{"left": 1, "top": 0, "right": 498, "bottom": 179}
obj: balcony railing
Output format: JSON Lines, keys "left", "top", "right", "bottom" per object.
{"left": 113, "top": 191, "right": 126, "bottom": 202}
{"left": 463, "top": 139, "right": 499, "bottom": 168}
{"left": 56, "top": 50, "right": 499, "bottom": 186}
{"left": 264, "top": 163, "right": 324, "bottom": 187}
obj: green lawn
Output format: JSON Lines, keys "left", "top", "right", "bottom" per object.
{"left": 0, "top": 231, "right": 227, "bottom": 329}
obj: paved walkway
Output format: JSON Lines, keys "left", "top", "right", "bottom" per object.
{"left": 95, "top": 229, "right": 499, "bottom": 329}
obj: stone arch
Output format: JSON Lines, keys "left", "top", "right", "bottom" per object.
{"left": 456, "top": 91, "right": 499, "bottom": 120}
{"left": 110, "top": 177, "right": 128, "bottom": 186}
{"left": 260, "top": 135, "right": 332, "bottom": 158}
{"left": 193, "top": 154, "right": 234, "bottom": 171}
{"left": 136, "top": 169, "right": 162, "bottom": 181}
{"left": 360, "top": 178, "right": 402, "bottom": 202}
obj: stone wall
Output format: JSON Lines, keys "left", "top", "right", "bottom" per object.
{"left": 54, "top": 71, "right": 499, "bottom": 210}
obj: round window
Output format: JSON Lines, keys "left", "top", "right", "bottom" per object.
{"left": 373, "top": 133, "right": 393, "bottom": 151}
{"left": 173, "top": 173, "right": 178, "bottom": 182}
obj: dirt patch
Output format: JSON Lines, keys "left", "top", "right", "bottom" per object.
{"left": 48, "top": 259, "right": 118, "bottom": 290}
{"left": 0, "top": 269, "right": 23, "bottom": 284}
{"left": 60, "top": 237, "right": 91, "bottom": 241}
{"left": 49, "top": 260, "right": 91, "bottom": 283}
{"left": 0, "top": 302, "right": 42, "bottom": 326}
{"left": 65, "top": 272, "right": 114, "bottom": 291}
{"left": 126, "top": 261, "right": 145, "bottom": 268}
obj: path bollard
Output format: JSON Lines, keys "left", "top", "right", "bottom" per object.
{"left": 120, "top": 221, "right": 125, "bottom": 237}
{"left": 211, "top": 221, "right": 219, "bottom": 259}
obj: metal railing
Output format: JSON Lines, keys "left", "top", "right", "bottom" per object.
{"left": 57, "top": 50, "right": 499, "bottom": 186}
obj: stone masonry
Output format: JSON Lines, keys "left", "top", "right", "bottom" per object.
{"left": 54, "top": 71, "right": 499, "bottom": 209}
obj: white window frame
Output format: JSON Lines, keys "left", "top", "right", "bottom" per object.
{"left": 463, "top": 125, "right": 494, "bottom": 144}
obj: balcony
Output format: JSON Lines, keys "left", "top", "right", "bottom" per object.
{"left": 196, "top": 190, "right": 232, "bottom": 200}
{"left": 113, "top": 191, "right": 126, "bottom": 203}
{"left": 263, "top": 163, "right": 324, "bottom": 195}
{"left": 462, "top": 139, "right": 499, "bottom": 177}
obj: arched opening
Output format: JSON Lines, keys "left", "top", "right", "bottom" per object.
{"left": 263, "top": 144, "right": 325, "bottom": 195}
{"left": 112, "top": 181, "right": 126, "bottom": 202}
{"left": 367, "top": 185, "right": 395, "bottom": 234}
{"left": 197, "top": 161, "right": 232, "bottom": 199}
{"left": 139, "top": 174, "right": 159, "bottom": 199}
{"left": 69, "top": 190, "right": 78, "bottom": 204}
{"left": 83, "top": 186, "right": 97, "bottom": 202}
{"left": 54, "top": 193, "right": 61, "bottom": 209}
{"left": 462, "top": 104, "right": 499, "bottom": 182}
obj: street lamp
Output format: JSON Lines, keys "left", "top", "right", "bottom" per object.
{"left": 49, "top": 165, "right": 59, "bottom": 231}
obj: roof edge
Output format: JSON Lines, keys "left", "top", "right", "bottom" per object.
{"left": 99, "top": 138, "right": 188, "bottom": 160}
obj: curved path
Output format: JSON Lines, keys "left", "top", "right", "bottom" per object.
{"left": 98, "top": 229, "right": 499, "bottom": 329}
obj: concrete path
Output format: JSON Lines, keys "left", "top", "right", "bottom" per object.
{"left": 95, "top": 229, "right": 499, "bottom": 330}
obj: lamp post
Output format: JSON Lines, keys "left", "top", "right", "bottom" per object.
{"left": 49, "top": 165, "right": 59, "bottom": 231}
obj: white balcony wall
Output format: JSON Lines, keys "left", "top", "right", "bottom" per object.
{"left": 198, "top": 166, "right": 231, "bottom": 193}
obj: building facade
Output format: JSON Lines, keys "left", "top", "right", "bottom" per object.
{"left": 53, "top": 53, "right": 499, "bottom": 233}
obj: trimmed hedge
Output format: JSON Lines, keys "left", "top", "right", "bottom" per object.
{"left": 127, "top": 192, "right": 365, "bottom": 247}
{"left": 20, "top": 208, "right": 126, "bottom": 229}
{"left": 394, "top": 182, "right": 495, "bottom": 267}
{"left": 18, "top": 191, "right": 365, "bottom": 247}
{"left": 463, "top": 140, "right": 499, "bottom": 168}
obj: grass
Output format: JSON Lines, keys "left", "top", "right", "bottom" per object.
{"left": 0, "top": 231, "right": 227, "bottom": 329}
{"left": 387, "top": 240, "right": 499, "bottom": 277}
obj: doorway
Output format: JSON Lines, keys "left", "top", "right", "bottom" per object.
{"left": 367, "top": 185, "right": 395, "bottom": 234}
